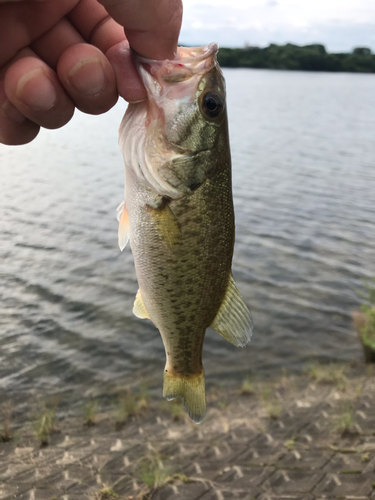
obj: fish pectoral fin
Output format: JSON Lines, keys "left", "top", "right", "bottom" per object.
{"left": 163, "top": 370, "right": 206, "bottom": 424}
{"left": 117, "top": 201, "right": 129, "bottom": 251}
{"left": 210, "top": 274, "right": 253, "bottom": 347}
{"left": 148, "top": 202, "right": 180, "bottom": 251}
{"left": 133, "top": 289, "right": 150, "bottom": 320}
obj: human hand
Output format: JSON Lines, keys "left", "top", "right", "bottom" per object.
{"left": 0, "top": 0, "right": 182, "bottom": 145}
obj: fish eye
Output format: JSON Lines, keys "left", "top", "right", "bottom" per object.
{"left": 201, "top": 92, "right": 223, "bottom": 119}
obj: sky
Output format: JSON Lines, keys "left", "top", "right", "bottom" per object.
{"left": 179, "top": 0, "right": 375, "bottom": 53}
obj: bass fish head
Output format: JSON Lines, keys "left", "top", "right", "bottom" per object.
{"left": 120, "top": 44, "right": 230, "bottom": 198}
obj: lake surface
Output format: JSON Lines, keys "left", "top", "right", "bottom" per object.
{"left": 1, "top": 69, "right": 375, "bottom": 409}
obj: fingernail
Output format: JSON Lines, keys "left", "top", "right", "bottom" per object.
{"left": 16, "top": 69, "right": 56, "bottom": 111}
{"left": 68, "top": 57, "right": 106, "bottom": 96}
{"left": 1, "top": 99, "right": 25, "bottom": 124}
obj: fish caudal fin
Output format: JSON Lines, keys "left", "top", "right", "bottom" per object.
{"left": 163, "top": 370, "right": 206, "bottom": 424}
{"left": 210, "top": 274, "right": 253, "bottom": 347}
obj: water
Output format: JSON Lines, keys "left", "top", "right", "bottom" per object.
{"left": 1, "top": 69, "right": 375, "bottom": 409}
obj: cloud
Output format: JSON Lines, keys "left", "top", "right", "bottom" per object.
{"left": 180, "top": 2, "right": 375, "bottom": 52}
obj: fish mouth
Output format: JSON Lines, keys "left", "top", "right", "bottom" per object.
{"left": 134, "top": 43, "right": 219, "bottom": 86}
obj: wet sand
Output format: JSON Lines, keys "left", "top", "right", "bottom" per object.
{"left": 1, "top": 361, "right": 375, "bottom": 499}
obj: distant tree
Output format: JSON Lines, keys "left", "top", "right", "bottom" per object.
{"left": 353, "top": 47, "right": 372, "bottom": 55}
{"left": 303, "top": 44, "right": 327, "bottom": 55}
{"left": 344, "top": 52, "right": 375, "bottom": 73}
{"left": 216, "top": 43, "right": 375, "bottom": 73}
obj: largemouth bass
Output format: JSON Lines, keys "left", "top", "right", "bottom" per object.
{"left": 118, "top": 43, "right": 252, "bottom": 423}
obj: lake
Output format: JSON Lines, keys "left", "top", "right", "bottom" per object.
{"left": 1, "top": 68, "right": 375, "bottom": 411}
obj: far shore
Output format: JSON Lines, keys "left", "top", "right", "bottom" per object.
{"left": 216, "top": 43, "right": 375, "bottom": 73}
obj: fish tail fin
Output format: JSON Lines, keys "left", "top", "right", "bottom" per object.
{"left": 163, "top": 370, "right": 206, "bottom": 424}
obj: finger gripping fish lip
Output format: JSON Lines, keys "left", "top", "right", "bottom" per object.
{"left": 135, "top": 42, "right": 218, "bottom": 66}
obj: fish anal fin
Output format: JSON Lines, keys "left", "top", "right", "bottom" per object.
{"left": 133, "top": 289, "right": 150, "bottom": 320}
{"left": 210, "top": 274, "right": 253, "bottom": 348}
{"left": 148, "top": 202, "right": 180, "bottom": 251}
{"left": 117, "top": 201, "right": 129, "bottom": 251}
{"left": 163, "top": 369, "right": 206, "bottom": 424}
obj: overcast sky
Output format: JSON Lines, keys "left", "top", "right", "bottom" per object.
{"left": 179, "top": 0, "right": 375, "bottom": 52}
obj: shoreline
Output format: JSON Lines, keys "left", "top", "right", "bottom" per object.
{"left": 1, "top": 347, "right": 364, "bottom": 428}
{"left": 1, "top": 360, "right": 375, "bottom": 499}
{"left": 217, "top": 43, "right": 375, "bottom": 73}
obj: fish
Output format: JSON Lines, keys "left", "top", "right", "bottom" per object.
{"left": 117, "top": 43, "right": 252, "bottom": 423}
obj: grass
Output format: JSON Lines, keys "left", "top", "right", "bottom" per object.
{"left": 94, "top": 487, "right": 119, "bottom": 499}
{"left": 260, "top": 383, "right": 273, "bottom": 401}
{"left": 353, "top": 278, "right": 375, "bottom": 362}
{"left": 83, "top": 400, "right": 98, "bottom": 427}
{"left": 284, "top": 436, "right": 298, "bottom": 450}
{"left": 353, "top": 310, "right": 368, "bottom": 339}
{"left": 240, "top": 375, "right": 255, "bottom": 396}
{"left": 170, "top": 399, "right": 185, "bottom": 421}
{"left": 355, "top": 383, "right": 363, "bottom": 397}
{"left": 114, "top": 395, "right": 134, "bottom": 430}
{"left": 139, "top": 383, "right": 149, "bottom": 406}
{"left": 307, "top": 362, "right": 347, "bottom": 389}
{"left": 34, "top": 407, "right": 57, "bottom": 446}
{"left": 354, "top": 307, "right": 375, "bottom": 361}
{"left": 0, "top": 403, "right": 13, "bottom": 442}
{"left": 259, "top": 382, "right": 283, "bottom": 420}
{"left": 334, "top": 402, "right": 357, "bottom": 436}
{"left": 135, "top": 453, "right": 189, "bottom": 499}
{"left": 161, "top": 398, "right": 185, "bottom": 421}
{"left": 139, "top": 455, "right": 169, "bottom": 489}
{"left": 114, "top": 388, "right": 149, "bottom": 430}
{"left": 217, "top": 400, "right": 228, "bottom": 410}
{"left": 264, "top": 401, "right": 283, "bottom": 420}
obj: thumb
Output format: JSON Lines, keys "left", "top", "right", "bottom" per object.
{"left": 98, "top": 0, "right": 182, "bottom": 60}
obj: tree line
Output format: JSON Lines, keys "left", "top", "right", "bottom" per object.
{"left": 217, "top": 44, "right": 375, "bottom": 73}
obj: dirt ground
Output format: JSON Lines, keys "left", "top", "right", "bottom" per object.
{"left": 1, "top": 362, "right": 375, "bottom": 499}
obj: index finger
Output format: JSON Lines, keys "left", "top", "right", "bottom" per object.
{"left": 68, "top": 0, "right": 147, "bottom": 102}
{"left": 98, "top": 0, "right": 182, "bottom": 60}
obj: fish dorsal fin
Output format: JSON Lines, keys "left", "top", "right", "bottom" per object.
{"left": 148, "top": 203, "right": 180, "bottom": 251}
{"left": 117, "top": 201, "right": 129, "bottom": 251}
{"left": 133, "top": 289, "right": 150, "bottom": 319}
{"left": 210, "top": 274, "right": 253, "bottom": 347}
